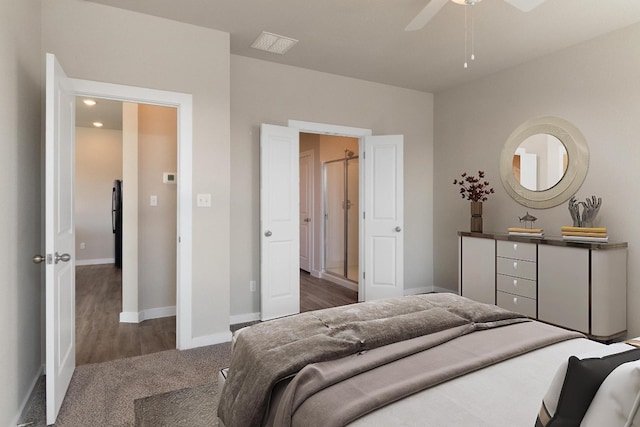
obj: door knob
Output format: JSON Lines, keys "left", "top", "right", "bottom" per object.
{"left": 264, "top": 230, "right": 272, "bottom": 237}
{"left": 54, "top": 252, "right": 71, "bottom": 264}
{"left": 33, "top": 254, "right": 46, "bottom": 264}
{"left": 395, "top": 226, "right": 402, "bottom": 232}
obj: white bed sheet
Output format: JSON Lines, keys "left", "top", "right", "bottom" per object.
{"left": 348, "top": 337, "right": 605, "bottom": 427}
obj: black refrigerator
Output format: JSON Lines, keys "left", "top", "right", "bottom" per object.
{"left": 112, "top": 180, "right": 123, "bottom": 269}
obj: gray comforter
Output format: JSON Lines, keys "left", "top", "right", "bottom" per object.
{"left": 217, "top": 293, "right": 531, "bottom": 427}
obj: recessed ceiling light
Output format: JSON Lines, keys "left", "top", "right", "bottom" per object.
{"left": 93, "top": 122, "right": 104, "bottom": 128}
{"left": 83, "top": 99, "right": 97, "bottom": 106}
{"left": 251, "top": 31, "right": 298, "bottom": 55}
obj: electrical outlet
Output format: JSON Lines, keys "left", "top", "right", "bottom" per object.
{"left": 250, "top": 280, "right": 257, "bottom": 292}
{"left": 80, "top": 242, "right": 86, "bottom": 249}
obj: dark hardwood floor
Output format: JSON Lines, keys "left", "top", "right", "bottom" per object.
{"left": 300, "top": 270, "right": 358, "bottom": 312}
{"left": 75, "top": 264, "right": 176, "bottom": 366}
{"left": 76, "top": 266, "right": 357, "bottom": 365}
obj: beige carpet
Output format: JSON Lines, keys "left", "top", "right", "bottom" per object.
{"left": 22, "top": 342, "right": 231, "bottom": 426}
{"left": 134, "top": 381, "right": 220, "bottom": 426}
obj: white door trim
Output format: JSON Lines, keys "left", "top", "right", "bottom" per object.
{"left": 288, "top": 120, "right": 371, "bottom": 301}
{"left": 289, "top": 120, "right": 372, "bottom": 138}
{"left": 72, "top": 78, "right": 194, "bottom": 350}
{"left": 299, "top": 149, "right": 314, "bottom": 273}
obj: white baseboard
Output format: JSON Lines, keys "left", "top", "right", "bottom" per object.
{"left": 182, "top": 330, "right": 232, "bottom": 350}
{"left": 76, "top": 258, "right": 115, "bottom": 266}
{"left": 120, "top": 311, "right": 140, "bottom": 323}
{"left": 404, "top": 286, "right": 434, "bottom": 295}
{"left": 403, "top": 286, "right": 457, "bottom": 296}
{"left": 140, "top": 306, "right": 176, "bottom": 321}
{"left": 230, "top": 312, "right": 261, "bottom": 325}
{"left": 12, "top": 364, "right": 44, "bottom": 427}
{"left": 119, "top": 306, "right": 176, "bottom": 323}
{"left": 433, "top": 286, "right": 457, "bottom": 294}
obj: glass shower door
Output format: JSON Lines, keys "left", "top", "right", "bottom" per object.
{"left": 323, "top": 157, "right": 359, "bottom": 283}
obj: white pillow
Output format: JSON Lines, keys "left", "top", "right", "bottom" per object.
{"left": 581, "top": 359, "right": 640, "bottom": 427}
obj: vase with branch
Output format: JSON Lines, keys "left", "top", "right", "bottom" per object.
{"left": 453, "top": 171, "right": 495, "bottom": 233}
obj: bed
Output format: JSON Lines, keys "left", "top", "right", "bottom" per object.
{"left": 217, "top": 293, "right": 640, "bottom": 427}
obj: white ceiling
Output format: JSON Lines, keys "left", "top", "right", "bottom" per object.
{"left": 75, "top": 97, "right": 122, "bottom": 130}
{"left": 83, "top": 0, "right": 640, "bottom": 94}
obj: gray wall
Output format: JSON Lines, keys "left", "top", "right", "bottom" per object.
{"left": 230, "top": 55, "right": 434, "bottom": 318}
{"left": 138, "top": 104, "right": 177, "bottom": 311}
{"left": 434, "top": 23, "right": 640, "bottom": 337}
{"left": 42, "top": 0, "right": 231, "bottom": 340}
{"left": 0, "top": 0, "right": 43, "bottom": 424}
{"left": 75, "top": 127, "right": 123, "bottom": 263}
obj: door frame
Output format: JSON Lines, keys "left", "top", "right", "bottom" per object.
{"left": 299, "top": 149, "right": 314, "bottom": 273}
{"left": 72, "top": 78, "right": 194, "bottom": 349}
{"left": 288, "top": 120, "right": 372, "bottom": 301}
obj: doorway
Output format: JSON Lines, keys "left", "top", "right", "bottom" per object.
{"left": 299, "top": 132, "right": 360, "bottom": 294}
{"left": 71, "top": 77, "right": 194, "bottom": 350}
{"left": 260, "top": 120, "right": 404, "bottom": 320}
{"left": 74, "top": 98, "right": 178, "bottom": 364}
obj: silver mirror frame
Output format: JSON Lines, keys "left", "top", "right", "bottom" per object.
{"left": 500, "top": 116, "right": 589, "bottom": 209}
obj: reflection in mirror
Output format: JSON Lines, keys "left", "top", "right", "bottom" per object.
{"left": 511, "top": 134, "right": 568, "bottom": 191}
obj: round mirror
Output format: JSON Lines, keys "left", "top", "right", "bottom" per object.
{"left": 500, "top": 117, "right": 588, "bottom": 209}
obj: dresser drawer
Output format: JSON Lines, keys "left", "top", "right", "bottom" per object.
{"left": 497, "top": 241, "right": 536, "bottom": 262}
{"left": 496, "top": 257, "right": 537, "bottom": 280}
{"left": 497, "top": 291, "right": 537, "bottom": 318}
{"left": 497, "top": 274, "right": 536, "bottom": 299}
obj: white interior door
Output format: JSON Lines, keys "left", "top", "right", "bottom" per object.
{"left": 45, "top": 53, "right": 76, "bottom": 425}
{"left": 362, "top": 135, "right": 404, "bottom": 301}
{"left": 299, "top": 150, "right": 313, "bottom": 272}
{"left": 260, "top": 124, "right": 300, "bottom": 320}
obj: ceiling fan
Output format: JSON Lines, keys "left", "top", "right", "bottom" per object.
{"left": 405, "top": 0, "right": 547, "bottom": 31}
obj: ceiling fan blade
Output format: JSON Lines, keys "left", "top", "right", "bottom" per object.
{"left": 503, "top": 0, "right": 546, "bottom": 12}
{"left": 405, "top": 0, "right": 450, "bottom": 31}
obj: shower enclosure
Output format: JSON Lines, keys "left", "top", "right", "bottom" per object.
{"left": 323, "top": 151, "right": 359, "bottom": 283}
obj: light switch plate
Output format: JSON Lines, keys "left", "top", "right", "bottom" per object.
{"left": 196, "top": 193, "right": 212, "bottom": 207}
{"left": 150, "top": 195, "right": 158, "bottom": 206}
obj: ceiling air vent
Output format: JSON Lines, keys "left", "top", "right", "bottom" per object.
{"left": 250, "top": 31, "right": 298, "bottom": 55}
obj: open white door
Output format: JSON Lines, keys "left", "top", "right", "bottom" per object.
{"left": 362, "top": 135, "right": 404, "bottom": 300}
{"left": 45, "top": 53, "right": 76, "bottom": 424}
{"left": 260, "top": 124, "right": 300, "bottom": 320}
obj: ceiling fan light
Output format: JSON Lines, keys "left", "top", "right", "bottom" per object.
{"left": 452, "top": 0, "right": 482, "bottom": 5}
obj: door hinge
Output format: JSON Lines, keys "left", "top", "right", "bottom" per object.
{"left": 363, "top": 212, "right": 365, "bottom": 219}
{"left": 363, "top": 272, "right": 365, "bottom": 279}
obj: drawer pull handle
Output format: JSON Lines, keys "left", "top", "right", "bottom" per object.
{"left": 513, "top": 243, "right": 518, "bottom": 251}
{"left": 513, "top": 279, "right": 518, "bottom": 287}
{"left": 513, "top": 297, "right": 518, "bottom": 304}
{"left": 513, "top": 261, "right": 518, "bottom": 270}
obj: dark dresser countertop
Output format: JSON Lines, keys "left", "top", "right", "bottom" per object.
{"left": 457, "top": 231, "right": 628, "bottom": 250}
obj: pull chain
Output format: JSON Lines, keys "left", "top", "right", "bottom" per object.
{"left": 464, "top": 6, "right": 468, "bottom": 68}
{"left": 463, "top": 2, "right": 477, "bottom": 68}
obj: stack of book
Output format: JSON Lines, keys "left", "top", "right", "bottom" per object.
{"left": 507, "top": 227, "right": 544, "bottom": 238}
{"left": 561, "top": 226, "right": 608, "bottom": 242}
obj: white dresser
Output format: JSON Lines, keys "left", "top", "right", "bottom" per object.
{"left": 458, "top": 232, "right": 628, "bottom": 340}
